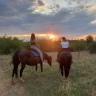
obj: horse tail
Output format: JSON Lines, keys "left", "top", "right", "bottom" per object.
{"left": 60, "top": 56, "right": 67, "bottom": 76}
{"left": 12, "top": 50, "right": 21, "bottom": 78}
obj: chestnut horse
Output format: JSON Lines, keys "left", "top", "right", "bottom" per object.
{"left": 59, "top": 51, "right": 72, "bottom": 78}
{"left": 11, "top": 49, "right": 52, "bottom": 84}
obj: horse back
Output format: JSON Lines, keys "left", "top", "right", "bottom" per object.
{"left": 59, "top": 51, "right": 72, "bottom": 65}
{"left": 59, "top": 51, "right": 72, "bottom": 57}
{"left": 18, "top": 50, "right": 40, "bottom": 65}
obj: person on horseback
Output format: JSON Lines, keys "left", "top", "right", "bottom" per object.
{"left": 30, "top": 33, "right": 44, "bottom": 64}
{"left": 57, "top": 37, "right": 72, "bottom": 62}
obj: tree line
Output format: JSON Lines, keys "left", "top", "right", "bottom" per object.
{"left": 0, "top": 34, "right": 96, "bottom": 54}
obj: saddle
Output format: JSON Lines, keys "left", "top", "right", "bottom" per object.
{"left": 31, "top": 50, "right": 40, "bottom": 57}
{"left": 61, "top": 47, "right": 73, "bottom": 52}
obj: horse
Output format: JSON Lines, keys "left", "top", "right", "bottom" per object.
{"left": 11, "top": 49, "right": 52, "bottom": 84}
{"left": 58, "top": 51, "right": 72, "bottom": 79}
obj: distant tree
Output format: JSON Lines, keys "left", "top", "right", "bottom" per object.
{"left": 12, "top": 37, "right": 19, "bottom": 41}
{"left": 86, "top": 35, "right": 94, "bottom": 43}
{"left": 70, "top": 40, "right": 86, "bottom": 51}
{"left": 0, "top": 35, "right": 27, "bottom": 54}
{"left": 89, "top": 42, "right": 96, "bottom": 54}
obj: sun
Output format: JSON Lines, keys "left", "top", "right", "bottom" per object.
{"left": 49, "top": 35, "right": 55, "bottom": 39}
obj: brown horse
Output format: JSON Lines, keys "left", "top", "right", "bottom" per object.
{"left": 11, "top": 49, "right": 52, "bottom": 84}
{"left": 59, "top": 51, "right": 72, "bottom": 79}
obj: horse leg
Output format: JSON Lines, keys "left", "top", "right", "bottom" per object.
{"left": 64, "top": 65, "right": 69, "bottom": 79}
{"left": 60, "top": 64, "right": 63, "bottom": 76}
{"left": 35, "top": 64, "right": 38, "bottom": 71}
{"left": 20, "top": 64, "right": 25, "bottom": 83}
{"left": 66, "top": 62, "right": 71, "bottom": 78}
{"left": 65, "top": 58, "right": 72, "bottom": 78}
{"left": 11, "top": 68, "right": 15, "bottom": 85}
{"left": 40, "top": 63, "right": 43, "bottom": 72}
{"left": 11, "top": 63, "right": 19, "bottom": 85}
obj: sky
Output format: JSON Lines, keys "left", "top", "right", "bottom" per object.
{"left": 0, "top": 0, "right": 96, "bottom": 40}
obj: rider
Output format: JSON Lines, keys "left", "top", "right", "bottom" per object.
{"left": 57, "top": 37, "right": 72, "bottom": 62}
{"left": 30, "top": 33, "right": 44, "bottom": 64}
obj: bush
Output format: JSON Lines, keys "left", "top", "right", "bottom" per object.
{"left": 0, "top": 36, "right": 27, "bottom": 54}
{"left": 70, "top": 40, "right": 86, "bottom": 51}
{"left": 86, "top": 35, "right": 94, "bottom": 43}
{"left": 89, "top": 42, "right": 96, "bottom": 53}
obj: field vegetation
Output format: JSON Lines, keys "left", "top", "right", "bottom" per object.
{"left": 0, "top": 51, "right": 96, "bottom": 96}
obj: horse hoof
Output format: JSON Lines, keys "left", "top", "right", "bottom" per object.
{"left": 11, "top": 81, "right": 15, "bottom": 85}
{"left": 65, "top": 78, "right": 69, "bottom": 83}
{"left": 20, "top": 80, "right": 25, "bottom": 83}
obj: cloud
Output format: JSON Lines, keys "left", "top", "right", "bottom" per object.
{"left": 85, "top": 4, "right": 96, "bottom": 14}
{"left": 0, "top": 7, "right": 72, "bottom": 35}
{"left": 90, "top": 20, "right": 96, "bottom": 24}
{"left": 38, "top": 0, "right": 44, "bottom": 6}
{"left": 0, "top": 0, "right": 96, "bottom": 38}
{"left": 74, "top": 4, "right": 96, "bottom": 14}
{"left": 0, "top": 0, "right": 36, "bottom": 17}
{"left": 54, "top": 10, "right": 96, "bottom": 37}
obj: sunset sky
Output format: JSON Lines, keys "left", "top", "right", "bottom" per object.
{"left": 0, "top": 0, "right": 96, "bottom": 40}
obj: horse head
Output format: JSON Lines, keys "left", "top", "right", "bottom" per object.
{"left": 46, "top": 56, "right": 52, "bottom": 66}
{"left": 43, "top": 51, "right": 52, "bottom": 66}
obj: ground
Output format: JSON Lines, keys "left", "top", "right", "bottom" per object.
{"left": 0, "top": 52, "right": 96, "bottom": 96}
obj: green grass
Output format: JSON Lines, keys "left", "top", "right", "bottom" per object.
{"left": 0, "top": 52, "right": 96, "bottom": 96}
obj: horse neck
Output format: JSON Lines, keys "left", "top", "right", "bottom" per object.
{"left": 43, "top": 52, "right": 49, "bottom": 60}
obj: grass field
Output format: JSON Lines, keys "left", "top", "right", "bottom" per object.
{"left": 0, "top": 51, "right": 96, "bottom": 96}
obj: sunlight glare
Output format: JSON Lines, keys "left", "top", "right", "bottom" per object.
{"left": 49, "top": 35, "right": 55, "bottom": 39}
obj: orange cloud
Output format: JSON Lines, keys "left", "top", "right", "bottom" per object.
{"left": 84, "top": 4, "right": 96, "bottom": 13}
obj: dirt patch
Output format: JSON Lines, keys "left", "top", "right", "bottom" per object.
{"left": 0, "top": 58, "right": 29, "bottom": 96}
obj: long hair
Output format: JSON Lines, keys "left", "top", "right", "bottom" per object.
{"left": 31, "top": 33, "right": 35, "bottom": 41}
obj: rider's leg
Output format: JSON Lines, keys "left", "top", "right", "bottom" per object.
{"left": 31, "top": 46, "right": 43, "bottom": 63}
{"left": 57, "top": 49, "right": 62, "bottom": 62}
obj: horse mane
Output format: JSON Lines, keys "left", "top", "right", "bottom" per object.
{"left": 42, "top": 51, "right": 50, "bottom": 59}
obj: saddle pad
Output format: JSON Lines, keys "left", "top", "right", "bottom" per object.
{"left": 31, "top": 50, "right": 40, "bottom": 57}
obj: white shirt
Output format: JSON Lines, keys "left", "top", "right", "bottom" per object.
{"left": 60, "top": 41, "right": 69, "bottom": 48}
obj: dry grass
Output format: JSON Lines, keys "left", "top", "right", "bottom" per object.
{"left": 0, "top": 51, "right": 96, "bottom": 96}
